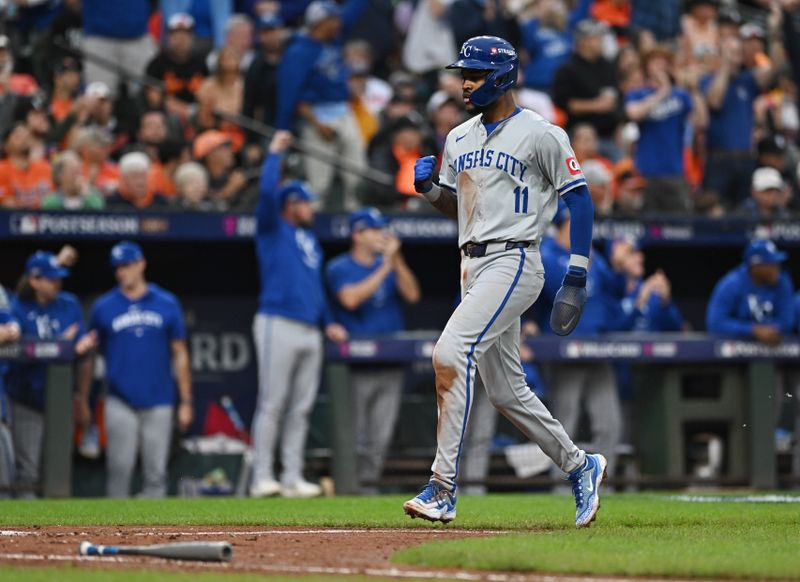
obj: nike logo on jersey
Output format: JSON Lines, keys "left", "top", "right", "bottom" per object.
{"left": 455, "top": 134, "right": 466, "bottom": 142}
{"left": 451, "top": 148, "right": 528, "bottom": 180}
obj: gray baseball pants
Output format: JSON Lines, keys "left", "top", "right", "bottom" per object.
{"left": 458, "top": 373, "right": 498, "bottom": 495}
{"left": 252, "top": 314, "right": 323, "bottom": 487}
{"left": 352, "top": 366, "right": 404, "bottom": 490}
{"left": 9, "top": 400, "right": 43, "bottom": 498}
{"left": 0, "top": 421, "right": 13, "bottom": 498}
{"left": 431, "top": 247, "right": 585, "bottom": 490}
{"left": 105, "top": 395, "right": 173, "bottom": 498}
{"left": 552, "top": 363, "right": 622, "bottom": 477}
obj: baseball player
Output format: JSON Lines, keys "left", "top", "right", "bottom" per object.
{"left": 79, "top": 241, "right": 193, "bottom": 498}
{"left": 6, "top": 251, "right": 95, "bottom": 497}
{"left": 706, "top": 239, "right": 795, "bottom": 345}
{"left": 250, "top": 130, "right": 348, "bottom": 498}
{"left": 325, "top": 207, "right": 421, "bottom": 494}
{"left": 406, "top": 36, "right": 606, "bottom": 527}
{"left": 0, "top": 285, "right": 21, "bottom": 498}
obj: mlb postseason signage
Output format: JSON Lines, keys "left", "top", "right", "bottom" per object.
{"left": 2, "top": 210, "right": 800, "bottom": 245}
{"left": 325, "top": 333, "right": 800, "bottom": 362}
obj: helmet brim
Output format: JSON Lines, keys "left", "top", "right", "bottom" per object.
{"left": 446, "top": 59, "right": 493, "bottom": 70}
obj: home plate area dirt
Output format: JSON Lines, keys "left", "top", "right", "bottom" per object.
{"left": 0, "top": 526, "right": 526, "bottom": 580}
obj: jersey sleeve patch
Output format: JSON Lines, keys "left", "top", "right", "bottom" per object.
{"left": 566, "top": 157, "right": 581, "bottom": 176}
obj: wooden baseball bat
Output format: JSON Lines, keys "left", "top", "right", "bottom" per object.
{"left": 79, "top": 540, "right": 233, "bottom": 562}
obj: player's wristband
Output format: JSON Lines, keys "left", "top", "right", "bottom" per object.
{"left": 568, "top": 254, "right": 589, "bottom": 270}
{"left": 563, "top": 266, "right": 587, "bottom": 288}
{"left": 422, "top": 184, "right": 442, "bottom": 203}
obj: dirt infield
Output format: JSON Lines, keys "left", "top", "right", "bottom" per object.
{"left": 0, "top": 525, "right": 515, "bottom": 580}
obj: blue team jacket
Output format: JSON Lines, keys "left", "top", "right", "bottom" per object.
{"left": 255, "top": 154, "right": 331, "bottom": 327}
{"left": 6, "top": 292, "right": 85, "bottom": 411}
{"left": 706, "top": 264, "right": 795, "bottom": 337}
{"left": 617, "top": 280, "right": 684, "bottom": 332}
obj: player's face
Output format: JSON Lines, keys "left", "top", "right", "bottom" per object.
{"left": 115, "top": 260, "right": 146, "bottom": 289}
{"left": 356, "top": 227, "right": 388, "bottom": 255}
{"left": 30, "top": 276, "right": 62, "bottom": 303}
{"left": 289, "top": 200, "right": 315, "bottom": 228}
{"left": 460, "top": 69, "right": 489, "bottom": 113}
{"left": 749, "top": 263, "right": 781, "bottom": 286}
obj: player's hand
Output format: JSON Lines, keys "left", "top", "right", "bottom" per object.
{"left": 414, "top": 155, "right": 436, "bottom": 194}
{"left": 752, "top": 324, "right": 782, "bottom": 346}
{"left": 57, "top": 245, "right": 78, "bottom": 267}
{"left": 268, "top": 130, "right": 293, "bottom": 154}
{"left": 325, "top": 323, "right": 349, "bottom": 344}
{"left": 75, "top": 330, "right": 98, "bottom": 356}
{"left": 649, "top": 270, "right": 672, "bottom": 304}
{"left": 550, "top": 266, "right": 588, "bottom": 336}
{"left": 0, "top": 322, "right": 20, "bottom": 343}
{"left": 177, "top": 401, "right": 194, "bottom": 432}
{"left": 383, "top": 233, "right": 401, "bottom": 263}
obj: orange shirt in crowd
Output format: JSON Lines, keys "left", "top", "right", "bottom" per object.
{"left": 116, "top": 181, "right": 161, "bottom": 208}
{"left": 82, "top": 161, "right": 121, "bottom": 197}
{"left": 49, "top": 97, "right": 74, "bottom": 122}
{"left": 591, "top": 0, "right": 631, "bottom": 29}
{"left": 0, "top": 158, "right": 53, "bottom": 208}
{"left": 393, "top": 144, "right": 421, "bottom": 197}
{"left": 149, "top": 162, "right": 176, "bottom": 197}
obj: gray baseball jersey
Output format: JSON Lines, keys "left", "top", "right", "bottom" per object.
{"left": 424, "top": 108, "right": 587, "bottom": 492}
{"left": 438, "top": 109, "right": 586, "bottom": 248}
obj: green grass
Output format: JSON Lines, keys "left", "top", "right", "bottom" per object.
{"left": 0, "top": 568, "right": 385, "bottom": 582}
{"left": 395, "top": 494, "right": 800, "bottom": 579}
{"left": 1, "top": 494, "right": 799, "bottom": 579}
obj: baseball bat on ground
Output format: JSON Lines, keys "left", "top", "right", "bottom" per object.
{"left": 79, "top": 541, "right": 233, "bottom": 562}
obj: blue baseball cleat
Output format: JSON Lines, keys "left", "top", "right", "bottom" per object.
{"left": 403, "top": 479, "right": 457, "bottom": 524}
{"left": 568, "top": 453, "right": 608, "bottom": 528}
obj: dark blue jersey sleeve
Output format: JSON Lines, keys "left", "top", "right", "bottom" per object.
{"left": 256, "top": 153, "right": 283, "bottom": 233}
{"left": 561, "top": 185, "right": 594, "bottom": 262}
{"left": 706, "top": 276, "right": 754, "bottom": 336}
{"left": 275, "top": 40, "right": 317, "bottom": 129}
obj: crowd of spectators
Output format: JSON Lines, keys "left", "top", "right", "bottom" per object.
{"left": 0, "top": 0, "right": 798, "bottom": 217}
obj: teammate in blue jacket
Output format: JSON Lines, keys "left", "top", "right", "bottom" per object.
{"left": 250, "top": 130, "right": 348, "bottom": 498}
{"left": 706, "top": 240, "right": 795, "bottom": 345}
{"left": 538, "top": 201, "right": 625, "bottom": 478}
{"left": 80, "top": 241, "right": 193, "bottom": 498}
{"left": 6, "top": 251, "right": 96, "bottom": 497}
{"left": 612, "top": 238, "right": 684, "bottom": 333}
{"left": 326, "top": 207, "right": 421, "bottom": 494}
{"left": 0, "top": 285, "right": 21, "bottom": 497}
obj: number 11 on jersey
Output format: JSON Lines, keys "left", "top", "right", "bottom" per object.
{"left": 514, "top": 186, "right": 529, "bottom": 214}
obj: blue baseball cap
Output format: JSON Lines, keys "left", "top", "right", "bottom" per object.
{"left": 744, "top": 239, "right": 787, "bottom": 266}
{"left": 305, "top": 0, "right": 341, "bottom": 26}
{"left": 25, "top": 251, "right": 69, "bottom": 279}
{"left": 349, "top": 207, "right": 389, "bottom": 233}
{"left": 257, "top": 12, "right": 284, "bottom": 30}
{"left": 278, "top": 180, "right": 318, "bottom": 206}
{"left": 110, "top": 240, "right": 144, "bottom": 267}
{"left": 552, "top": 198, "right": 570, "bottom": 227}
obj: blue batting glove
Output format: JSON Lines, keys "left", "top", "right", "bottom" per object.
{"left": 414, "top": 155, "right": 437, "bottom": 194}
{"left": 550, "top": 266, "right": 587, "bottom": 336}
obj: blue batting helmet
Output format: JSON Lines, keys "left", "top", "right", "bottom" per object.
{"left": 446, "top": 36, "right": 519, "bottom": 107}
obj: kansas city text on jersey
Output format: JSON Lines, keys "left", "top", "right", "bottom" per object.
{"left": 451, "top": 148, "right": 528, "bottom": 180}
